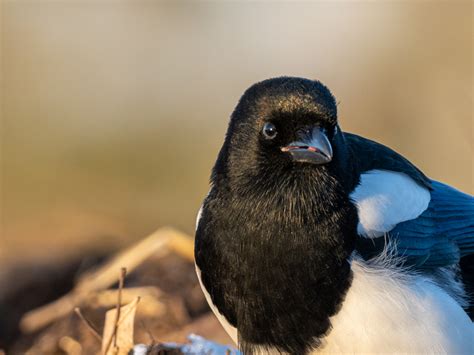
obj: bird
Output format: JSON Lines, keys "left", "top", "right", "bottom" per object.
{"left": 194, "top": 77, "right": 474, "bottom": 354}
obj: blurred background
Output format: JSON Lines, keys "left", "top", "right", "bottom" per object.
{"left": 0, "top": 0, "right": 472, "bottom": 351}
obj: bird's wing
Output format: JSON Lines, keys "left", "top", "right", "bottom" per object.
{"left": 354, "top": 179, "right": 474, "bottom": 268}
{"left": 388, "top": 180, "right": 474, "bottom": 268}
{"left": 346, "top": 133, "right": 474, "bottom": 268}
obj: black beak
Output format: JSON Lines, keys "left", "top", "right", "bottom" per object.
{"left": 281, "top": 126, "right": 333, "bottom": 165}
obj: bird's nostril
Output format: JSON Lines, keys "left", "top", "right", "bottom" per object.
{"left": 296, "top": 127, "right": 311, "bottom": 136}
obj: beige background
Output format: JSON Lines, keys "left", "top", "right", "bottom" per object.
{"left": 1, "top": 1, "right": 472, "bottom": 264}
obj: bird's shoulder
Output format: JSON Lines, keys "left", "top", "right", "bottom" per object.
{"left": 344, "top": 132, "right": 432, "bottom": 190}
{"left": 344, "top": 132, "right": 433, "bottom": 239}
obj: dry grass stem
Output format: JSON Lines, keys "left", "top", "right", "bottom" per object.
{"left": 20, "top": 227, "right": 191, "bottom": 333}
{"left": 88, "top": 287, "right": 163, "bottom": 308}
{"left": 103, "top": 268, "right": 126, "bottom": 354}
{"left": 101, "top": 297, "right": 140, "bottom": 355}
{"left": 73, "top": 307, "right": 102, "bottom": 342}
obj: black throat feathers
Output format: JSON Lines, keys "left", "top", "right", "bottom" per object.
{"left": 195, "top": 164, "right": 359, "bottom": 354}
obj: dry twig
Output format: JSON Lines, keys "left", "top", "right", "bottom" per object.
{"left": 74, "top": 307, "right": 102, "bottom": 342}
{"left": 101, "top": 297, "right": 140, "bottom": 355}
{"left": 88, "top": 286, "right": 163, "bottom": 308}
{"left": 103, "top": 267, "right": 126, "bottom": 354}
{"left": 20, "top": 227, "right": 192, "bottom": 333}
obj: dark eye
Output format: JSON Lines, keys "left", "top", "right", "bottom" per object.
{"left": 262, "top": 122, "right": 277, "bottom": 139}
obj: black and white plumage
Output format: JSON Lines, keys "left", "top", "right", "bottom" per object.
{"left": 194, "top": 77, "right": 474, "bottom": 354}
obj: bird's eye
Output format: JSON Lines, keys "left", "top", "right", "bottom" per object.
{"left": 262, "top": 122, "right": 277, "bottom": 139}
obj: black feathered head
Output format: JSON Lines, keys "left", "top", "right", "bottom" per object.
{"left": 213, "top": 77, "right": 352, "bottom": 192}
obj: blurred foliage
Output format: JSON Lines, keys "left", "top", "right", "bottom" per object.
{"left": 1, "top": 1, "right": 472, "bottom": 263}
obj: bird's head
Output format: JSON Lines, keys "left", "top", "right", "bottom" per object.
{"left": 214, "top": 77, "right": 353, "bottom": 193}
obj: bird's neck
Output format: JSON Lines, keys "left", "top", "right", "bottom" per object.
{"left": 198, "top": 169, "right": 359, "bottom": 354}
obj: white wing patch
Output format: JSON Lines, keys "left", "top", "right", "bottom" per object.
{"left": 350, "top": 170, "right": 430, "bottom": 238}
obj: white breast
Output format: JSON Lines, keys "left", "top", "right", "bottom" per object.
{"left": 317, "top": 256, "right": 474, "bottom": 354}
{"left": 350, "top": 170, "right": 431, "bottom": 238}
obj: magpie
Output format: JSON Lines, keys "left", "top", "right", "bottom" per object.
{"left": 194, "top": 77, "right": 474, "bottom": 354}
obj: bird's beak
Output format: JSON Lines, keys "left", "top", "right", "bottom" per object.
{"left": 281, "top": 126, "right": 333, "bottom": 165}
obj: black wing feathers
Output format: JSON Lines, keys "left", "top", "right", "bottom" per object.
{"left": 344, "top": 132, "right": 432, "bottom": 190}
